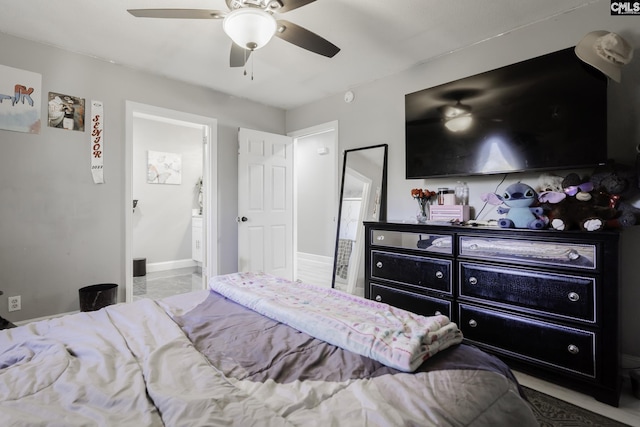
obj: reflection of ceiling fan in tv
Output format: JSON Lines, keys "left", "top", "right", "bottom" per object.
{"left": 128, "top": 0, "right": 340, "bottom": 68}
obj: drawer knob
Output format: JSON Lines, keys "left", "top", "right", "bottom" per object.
{"left": 468, "top": 277, "right": 478, "bottom": 285}
{"left": 376, "top": 261, "right": 383, "bottom": 268}
{"left": 568, "top": 292, "right": 580, "bottom": 302}
{"left": 468, "top": 319, "right": 478, "bottom": 328}
{"left": 567, "top": 249, "right": 579, "bottom": 260}
{"left": 567, "top": 344, "right": 580, "bottom": 355}
{"left": 376, "top": 235, "right": 385, "bottom": 241}
{"left": 375, "top": 295, "right": 382, "bottom": 302}
{"left": 435, "top": 271, "right": 444, "bottom": 279}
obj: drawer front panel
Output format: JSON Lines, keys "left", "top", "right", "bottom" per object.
{"left": 459, "top": 263, "right": 595, "bottom": 322}
{"left": 371, "top": 251, "right": 452, "bottom": 294}
{"left": 371, "top": 229, "right": 452, "bottom": 255}
{"left": 459, "top": 304, "right": 595, "bottom": 377}
{"left": 370, "top": 283, "right": 451, "bottom": 318}
{"left": 458, "top": 236, "right": 597, "bottom": 270}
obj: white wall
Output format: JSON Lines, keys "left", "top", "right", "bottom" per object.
{"left": 133, "top": 117, "right": 202, "bottom": 264}
{"left": 0, "top": 32, "right": 285, "bottom": 322}
{"left": 285, "top": 2, "right": 640, "bottom": 358}
{"left": 296, "top": 130, "right": 336, "bottom": 257}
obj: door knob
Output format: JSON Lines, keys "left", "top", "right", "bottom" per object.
{"left": 237, "top": 216, "right": 248, "bottom": 222}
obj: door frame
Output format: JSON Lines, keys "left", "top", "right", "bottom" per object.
{"left": 124, "top": 101, "right": 218, "bottom": 302}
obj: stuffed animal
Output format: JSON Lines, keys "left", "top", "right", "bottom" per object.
{"left": 481, "top": 182, "right": 548, "bottom": 229}
{"left": 590, "top": 160, "right": 640, "bottom": 228}
{"left": 535, "top": 173, "right": 565, "bottom": 194}
{"left": 538, "top": 172, "right": 618, "bottom": 232}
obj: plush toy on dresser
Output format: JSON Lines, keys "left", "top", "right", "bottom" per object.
{"left": 538, "top": 172, "right": 618, "bottom": 231}
{"left": 481, "top": 182, "right": 548, "bottom": 229}
{"left": 590, "top": 160, "right": 640, "bottom": 228}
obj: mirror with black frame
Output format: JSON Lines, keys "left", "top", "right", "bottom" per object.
{"left": 332, "top": 144, "right": 387, "bottom": 296}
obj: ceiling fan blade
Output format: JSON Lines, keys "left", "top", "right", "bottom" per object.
{"left": 230, "top": 43, "right": 251, "bottom": 67}
{"left": 277, "top": 0, "right": 317, "bottom": 13}
{"left": 127, "top": 9, "right": 226, "bottom": 19}
{"left": 275, "top": 20, "right": 340, "bottom": 58}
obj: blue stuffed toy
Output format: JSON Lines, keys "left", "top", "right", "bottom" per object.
{"left": 481, "top": 182, "right": 548, "bottom": 229}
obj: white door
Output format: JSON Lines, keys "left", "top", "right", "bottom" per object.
{"left": 238, "top": 128, "right": 293, "bottom": 280}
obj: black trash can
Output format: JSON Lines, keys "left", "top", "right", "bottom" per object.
{"left": 79, "top": 283, "right": 118, "bottom": 312}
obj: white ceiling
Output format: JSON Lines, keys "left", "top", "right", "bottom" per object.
{"left": 0, "top": 0, "right": 596, "bottom": 110}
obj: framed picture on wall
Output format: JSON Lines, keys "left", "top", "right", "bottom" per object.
{"left": 47, "top": 92, "right": 85, "bottom": 131}
{"left": 147, "top": 150, "right": 182, "bottom": 184}
{"left": 0, "top": 64, "right": 42, "bottom": 133}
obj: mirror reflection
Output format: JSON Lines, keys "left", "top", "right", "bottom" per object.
{"left": 332, "top": 144, "right": 387, "bottom": 296}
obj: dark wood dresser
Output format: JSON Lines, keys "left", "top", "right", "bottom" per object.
{"left": 364, "top": 221, "right": 621, "bottom": 406}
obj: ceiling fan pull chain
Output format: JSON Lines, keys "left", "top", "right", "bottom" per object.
{"left": 243, "top": 48, "right": 248, "bottom": 76}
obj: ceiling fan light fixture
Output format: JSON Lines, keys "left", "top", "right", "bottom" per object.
{"left": 223, "top": 8, "right": 277, "bottom": 51}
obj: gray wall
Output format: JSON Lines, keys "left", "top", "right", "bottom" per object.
{"left": 0, "top": 33, "right": 285, "bottom": 322}
{"left": 296, "top": 130, "right": 336, "bottom": 257}
{"left": 286, "top": 2, "right": 640, "bottom": 359}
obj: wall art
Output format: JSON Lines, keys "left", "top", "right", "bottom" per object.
{"left": 147, "top": 150, "right": 182, "bottom": 185}
{"left": 48, "top": 92, "right": 85, "bottom": 131}
{"left": 0, "top": 64, "right": 42, "bottom": 134}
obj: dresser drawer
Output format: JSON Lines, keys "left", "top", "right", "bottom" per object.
{"left": 370, "top": 283, "right": 451, "bottom": 318}
{"left": 458, "top": 236, "right": 597, "bottom": 270}
{"left": 371, "top": 229, "right": 452, "bottom": 255}
{"left": 459, "top": 304, "right": 595, "bottom": 377}
{"left": 459, "top": 263, "right": 595, "bottom": 323}
{"left": 371, "top": 250, "right": 452, "bottom": 294}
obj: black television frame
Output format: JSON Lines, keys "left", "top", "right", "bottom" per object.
{"left": 405, "top": 47, "right": 608, "bottom": 179}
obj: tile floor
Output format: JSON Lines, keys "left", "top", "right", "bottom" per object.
{"left": 133, "top": 267, "right": 204, "bottom": 301}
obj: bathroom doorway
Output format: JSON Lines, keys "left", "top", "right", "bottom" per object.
{"left": 125, "top": 102, "right": 218, "bottom": 303}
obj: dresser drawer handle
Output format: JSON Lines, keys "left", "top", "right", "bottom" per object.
{"left": 375, "top": 295, "right": 382, "bottom": 302}
{"left": 568, "top": 292, "right": 580, "bottom": 302}
{"left": 468, "top": 319, "right": 478, "bottom": 328}
{"left": 468, "top": 277, "right": 478, "bottom": 285}
{"left": 567, "top": 249, "right": 579, "bottom": 260}
{"left": 376, "top": 235, "right": 385, "bottom": 241}
{"left": 435, "top": 271, "right": 444, "bottom": 279}
{"left": 567, "top": 344, "right": 580, "bottom": 355}
{"left": 376, "top": 261, "right": 383, "bottom": 268}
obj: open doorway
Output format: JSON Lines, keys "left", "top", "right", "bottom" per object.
{"left": 125, "top": 102, "right": 218, "bottom": 303}
{"left": 289, "top": 121, "right": 338, "bottom": 288}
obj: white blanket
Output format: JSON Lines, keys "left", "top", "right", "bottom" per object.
{"left": 209, "top": 272, "right": 463, "bottom": 372}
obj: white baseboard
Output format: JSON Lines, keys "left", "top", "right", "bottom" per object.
{"left": 296, "top": 252, "right": 333, "bottom": 288}
{"left": 147, "top": 259, "right": 196, "bottom": 273}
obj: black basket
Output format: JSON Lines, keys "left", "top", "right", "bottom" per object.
{"left": 79, "top": 283, "right": 118, "bottom": 312}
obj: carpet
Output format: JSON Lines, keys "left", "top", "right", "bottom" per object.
{"left": 522, "top": 386, "right": 631, "bottom": 426}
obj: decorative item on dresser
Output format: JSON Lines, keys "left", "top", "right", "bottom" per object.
{"left": 364, "top": 221, "right": 621, "bottom": 406}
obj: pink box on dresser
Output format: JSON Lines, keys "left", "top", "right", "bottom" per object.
{"left": 430, "top": 205, "right": 470, "bottom": 222}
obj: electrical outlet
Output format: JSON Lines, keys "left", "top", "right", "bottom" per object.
{"left": 8, "top": 295, "right": 21, "bottom": 312}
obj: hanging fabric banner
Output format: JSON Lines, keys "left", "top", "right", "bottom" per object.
{"left": 90, "top": 100, "right": 104, "bottom": 184}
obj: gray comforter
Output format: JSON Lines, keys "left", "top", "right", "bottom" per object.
{"left": 0, "top": 289, "right": 537, "bottom": 426}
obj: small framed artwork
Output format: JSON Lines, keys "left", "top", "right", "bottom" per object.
{"left": 48, "top": 92, "right": 85, "bottom": 131}
{"left": 0, "top": 64, "right": 42, "bottom": 133}
{"left": 147, "top": 150, "right": 182, "bottom": 184}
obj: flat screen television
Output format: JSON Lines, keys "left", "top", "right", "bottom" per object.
{"left": 405, "top": 47, "right": 608, "bottom": 179}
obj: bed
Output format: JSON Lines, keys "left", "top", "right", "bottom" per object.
{"left": 0, "top": 272, "right": 537, "bottom": 426}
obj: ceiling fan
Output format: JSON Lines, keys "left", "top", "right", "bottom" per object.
{"left": 128, "top": 0, "right": 340, "bottom": 67}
